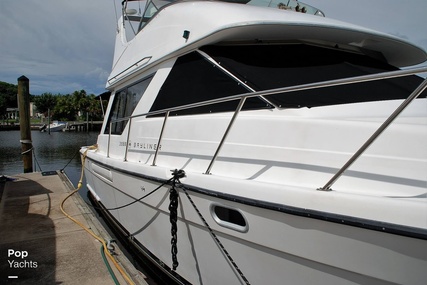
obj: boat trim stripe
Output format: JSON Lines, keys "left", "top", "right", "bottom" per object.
{"left": 85, "top": 157, "right": 427, "bottom": 240}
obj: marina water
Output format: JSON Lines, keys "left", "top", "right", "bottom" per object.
{"left": 0, "top": 130, "right": 98, "bottom": 186}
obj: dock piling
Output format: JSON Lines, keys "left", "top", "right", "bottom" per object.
{"left": 17, "top": 75, "right": 33, "bottom": 173}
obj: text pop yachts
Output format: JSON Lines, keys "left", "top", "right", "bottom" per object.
{"left": 7, "top": 249, "right": 38, "bottom": 269}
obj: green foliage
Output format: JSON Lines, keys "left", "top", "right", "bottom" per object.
{"left": 0, "top": 81, "right": 106, "bottom": 122}
{"left": 53, "top": 94, "right": 77, "bottom": 121}
{"left": 0, "top": 81, "right": 18, "bottom": 118}
{"left": 34, "top": 93, "right": 57, "bottom": 115}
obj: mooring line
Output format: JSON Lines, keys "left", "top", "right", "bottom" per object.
{"left": 171, "top": 169, "right": 251, "bottom": 285}
{"left": 32, "top": 149, "right": 43, "bottom": 172}
{"left": 61, "top": 149, "right": 80, "bottom": 172}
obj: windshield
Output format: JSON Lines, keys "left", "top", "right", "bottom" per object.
{"left": 247, "top": 0, "right": 324, "bottom": 16}
{"left": 121, "top": 0, "right": 324, "bottom": 37}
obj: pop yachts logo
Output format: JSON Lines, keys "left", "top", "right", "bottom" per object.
{"left": 7, "top": 249, "right": 38, "bottom": 269}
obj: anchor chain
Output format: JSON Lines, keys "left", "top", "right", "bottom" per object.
{"left": 169, "top": 169, "right": 186, "bottom": 270}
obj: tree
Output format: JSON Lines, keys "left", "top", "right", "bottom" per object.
{"left": 70, "top": 90, "right": 104, "bottom": 121}
{"left": 34, "top": 93, "right": 57, "bottom": 116}
{"left": 0, "top": 95, "right": 7, "bottom": 119}
{"left": 53, "top": 94, "right": 77, "bottom": 121}
{"left": 14, "top": 88, "right": 106, "bottom": 122}
{"left": 71, "top": 90, "right": 88, "bottom": 115}
{"left": 1, "top": 82, "right": 106, "bottom": 123}
{"left": 0, "top": 81, "right": 18, "bottom": 119}
{"left": 85, "top": 94, "right": 105, "bottom": 121}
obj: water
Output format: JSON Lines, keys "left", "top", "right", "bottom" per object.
{"left": 0, "top": 130, "right": 98, "bottom": 186}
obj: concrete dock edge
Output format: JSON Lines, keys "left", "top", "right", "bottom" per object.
{"left": 0, "top": 171, "right": 148, "bottom": 285}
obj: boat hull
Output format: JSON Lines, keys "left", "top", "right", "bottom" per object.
{"left": 40, "top": 122, "right": 66, "bottom": 132}
{"left": 83, "top": 156, "right": 427, "bottom": 285}
{"left": 88, "top": 1, "right": 427, "bottom": 284}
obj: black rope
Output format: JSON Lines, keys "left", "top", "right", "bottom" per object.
{"left": 87, "top": 170, "right": 183, "bottom": 271}
{"left": 106, "top": 178, "right": 173, "bottom": 211}
{"left": 32, "top": 149, "right": 43, "bottom": 172}
{"left": 177, "top": 172, "right": 251, "bottom": 285}
{"left": 61, "top": 149, "right": 80, "bottom": 171}
{"left": 84, "top": 167, "right": 250, "bottom": 283}
{"left": 169, "top": 169, "right": 185, "bottom": 271}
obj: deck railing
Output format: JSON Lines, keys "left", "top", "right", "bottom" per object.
{"left": 109, "top": 65, "right": 427, "bottom": 190}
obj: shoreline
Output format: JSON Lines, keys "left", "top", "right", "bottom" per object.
{"left": 0, "top": 121, "right": 103, "bottom": 132}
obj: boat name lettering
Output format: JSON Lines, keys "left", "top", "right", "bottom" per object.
{"left": 131, "top": 142, "right": 161, "bottom": 150}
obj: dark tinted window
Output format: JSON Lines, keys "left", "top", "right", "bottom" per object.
{"left": 200, "top": 44, "right": 426, "bottom": 108}
{"left": 105, "top": 75, "right": 153, "bottom": 134}
{"left": 149, "top": 51, "right": 270, "bottom": 116}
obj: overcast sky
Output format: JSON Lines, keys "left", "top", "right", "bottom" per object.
{"left": 0, "top": 0, "right": 426, "bottom": 95}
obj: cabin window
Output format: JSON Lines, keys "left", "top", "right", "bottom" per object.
{"left": 149, "top": 51, "right": 271, "bottom": 116}
{"left": 149, "top": 44, "right": 425, "bottom": 116}
{"left": 199, "top": 44, "right": 426, "bottom": 108}
{"left": 105, "top": 75, "right": 154, "bottom": 134}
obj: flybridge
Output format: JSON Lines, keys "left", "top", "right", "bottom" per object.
{"left": 122, "top": 0, "right": 325, "bottom": 34}
{"left": 247, "top": 0, "right": 325, "bottom": 16}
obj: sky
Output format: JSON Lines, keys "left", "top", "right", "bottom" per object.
{"left": 0, "top": 0, "right": 426, "bottom": 96}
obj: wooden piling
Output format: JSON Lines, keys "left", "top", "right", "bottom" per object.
{"left": 17, "top": 75, "right": 33, "bottom": 173}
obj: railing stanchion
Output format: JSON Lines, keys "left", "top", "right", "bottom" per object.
{"left": 107, "top": 122, "right": 112, "bottom": 158}
{"left": 318, "top": 77, "right": 427, "bottom": 191}
{"left": 152, "top": 111, "right": 169, "bottom": 166}
{"left": 205, "top": 97, "right": 246, "bottom": 174}
{"left": 124, "top": 117, "right": 132, "bottom": 161}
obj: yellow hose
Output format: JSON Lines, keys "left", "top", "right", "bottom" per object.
{"left": 60, "top": 145, "right": 135, "bottom": 285}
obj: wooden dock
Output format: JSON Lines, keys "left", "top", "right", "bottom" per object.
{"left": 0, "top": 171, "right": 147, "bottom": 285}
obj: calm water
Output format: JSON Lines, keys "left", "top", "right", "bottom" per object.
{"left": 0, "top": 130, "right": 98, "bottom": 186}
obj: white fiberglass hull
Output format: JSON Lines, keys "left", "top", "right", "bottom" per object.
{"left": 84, "top": 157, "right": 427, "bottom": 285}
{"left": 83, "top": 99, "right": 427, "bottom": 284}
{"left": 86, "top": 1, "right": 427, "bottom": 283}
{"left": 40, "top": 122, "right": 66, "bottom": 132}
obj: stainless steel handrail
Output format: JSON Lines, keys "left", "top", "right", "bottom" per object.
{"left": 152, "top": 111, "right": 169, "bottom": 166}
{"left": 117, "top": 66, "right": 427, "bottom": 121}
{"left": 319, "top": 77, "right": 427, "bottom": 191}
{"left": 107, "top": 121, "right": 112, "bottom": 158}
{"left": 205, "top": 97, "right": 247, "bottom": 174}
{"left": 196, "top": 49, "right": 277, "bottom": 108}
{"left": 109, "top": 66, "right": 427, "bottom": 186}
{"left": 124, "top": 117, "right": 132, "bottom": 161}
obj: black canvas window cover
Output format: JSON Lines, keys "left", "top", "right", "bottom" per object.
{"left": 200, "top": 44, "right": 426, "bottom": 108}
{"left": 149, "top": 51, "right": 271, "bottom": 116}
